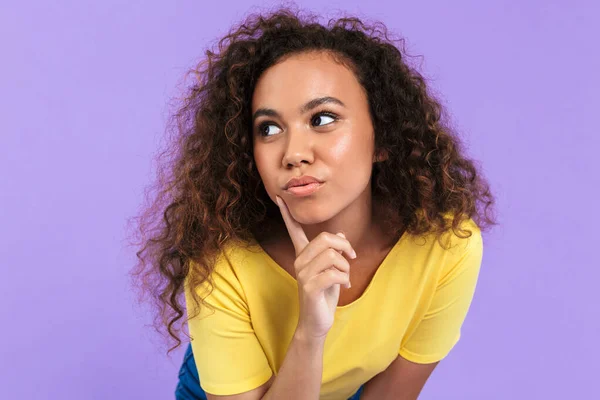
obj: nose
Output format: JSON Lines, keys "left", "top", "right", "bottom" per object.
{"left": 282, "top": 129, "right": 314, "bottom": 168}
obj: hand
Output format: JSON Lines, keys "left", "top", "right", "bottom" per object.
{"left": 275, "top": 195, "right": 357, "bottom": 340}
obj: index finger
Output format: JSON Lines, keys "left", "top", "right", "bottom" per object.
{"left": 275, "top": 195, "right": 309, "bottom": 255}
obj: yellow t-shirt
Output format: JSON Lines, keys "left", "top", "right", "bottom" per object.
{"left": 185, "top": 218, "right": 483, "bottom": 399}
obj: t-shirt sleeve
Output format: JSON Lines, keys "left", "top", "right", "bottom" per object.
{"left": 399, "top": 228, "right": 483, "bottom": 364}
{"left": 184, "top": 253, "right": 273, "bottom": 395}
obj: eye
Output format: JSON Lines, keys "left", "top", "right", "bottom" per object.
{"left": 311, "top": 112, "right": 338, "bottom": 127}
{"left": 256, "top": 111, "right": 339, "bottom": 137}
{"left": 257, "top": 123, "right": 282, "bottom": 137}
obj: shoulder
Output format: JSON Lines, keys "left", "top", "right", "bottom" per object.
{"left": 423, "top": 212, "right": 482, "bottom": 255}
{"left": 196, "top": 238, "right": 272, "bottom": 287}
{"left": 435, "top": 215, "right": 484, "bottom": 282}
{"left": 443, "top": 215, "right": 482, "bottom": 256}
{"left": 403, "top": 213, "right": 483, "bottom": 279}
{"left": 187, "top": 239, "right": 253, "bottom": 294}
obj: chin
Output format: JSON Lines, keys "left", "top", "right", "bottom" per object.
{"left": 287, "top": 202, "right": 338, "bottom": 225}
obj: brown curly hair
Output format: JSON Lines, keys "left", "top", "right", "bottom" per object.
{"left": 127, "top": 5, "right": 498, "bottom": 353}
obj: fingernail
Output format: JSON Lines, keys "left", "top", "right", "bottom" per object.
{"left": 275, "top": 196, "right": 281, "bottom": 206}
{"left": 337, "top": 232, "right": 346, "bottom": 238}
{"left": 351, "top": 250, "right": 357, "bottom": 259}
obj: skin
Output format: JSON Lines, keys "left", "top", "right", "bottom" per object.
{"left": 251, "top": 50, "right": 389, "bottom": 257}
{"left": 246, "top": 50, "right": 438, "bottom": 400}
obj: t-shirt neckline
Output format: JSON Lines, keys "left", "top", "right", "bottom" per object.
{"left": 250, "top": 231, "right": 408, "bottom": 310}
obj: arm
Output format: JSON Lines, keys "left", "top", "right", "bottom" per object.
{"left": 359, "top": 356, "right": 438, "bottom": 400}
{"left": 186, "top": 246, "right": 330, "bottom": 400}
{"left": 260, "top": 329, "right": 326, "bottom": 400}
{"left": 360, "top": 225, "right": 483, "bottom": 399}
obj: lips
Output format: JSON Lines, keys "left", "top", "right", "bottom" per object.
{"left": 284, "top": 175, "right": 324, "bottom": 190}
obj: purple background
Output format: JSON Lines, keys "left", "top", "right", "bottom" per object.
{"left": 1, "top": 0, "right": 597, "bottom": 398}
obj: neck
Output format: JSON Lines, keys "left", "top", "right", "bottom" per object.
{"left": 299, "top": 189, "right": 386, "bottom": 257}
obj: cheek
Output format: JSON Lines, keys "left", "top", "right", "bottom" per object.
{"left": 253, "top": 149, "right": 276, "bottom": 187}
{"left": 329, "top": 134, "right": 353, "bottom": 163}
{"left": 328, "top": 133, "right": 372, "bottom": 166}
{"left": 327, "top": 134, "right": 374, "bottom": 189}
{"left": 253, "top": 145, "right": 269, "bottom": 171}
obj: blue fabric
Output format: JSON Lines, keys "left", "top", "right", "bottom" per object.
{"left": 176, "top": 343, "right": 364, "bottom": 399}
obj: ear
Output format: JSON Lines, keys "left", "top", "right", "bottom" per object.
{"left": 373, "top": 149, "right": 389, "bottom": 163}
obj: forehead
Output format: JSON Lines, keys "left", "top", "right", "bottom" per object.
{"left": 251, "top": 51, "right": 364, "bottom": 111}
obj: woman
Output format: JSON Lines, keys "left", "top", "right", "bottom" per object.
{"left": 131, "top": 6, "right": 497, "bottom": 400}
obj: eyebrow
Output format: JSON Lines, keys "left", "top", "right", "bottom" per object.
{"left": 252, "top": 96, "right": 346, "bottom": 122}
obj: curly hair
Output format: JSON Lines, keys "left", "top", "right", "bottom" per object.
{"left": 127, "top": 5, "right": 498, "bottom": 352}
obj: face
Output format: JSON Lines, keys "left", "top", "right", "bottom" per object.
{"left": 251, "top": 51, "right": 379, "bottom": 225}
